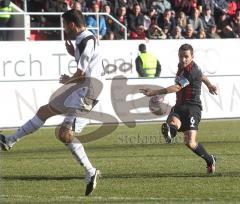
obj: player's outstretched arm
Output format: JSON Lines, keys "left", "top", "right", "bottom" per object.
{"left": 139, "top": 88, "right": 159, "bottom": 96}
{"left": 202, "top": 75, "right": 217, "bottom": 95}
{"left": 140, "top": 84, "right": 181, "bottom": 97}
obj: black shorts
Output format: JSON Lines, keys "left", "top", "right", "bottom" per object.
{"left": 167, "top": 104, "right": 202, "bottom": 132}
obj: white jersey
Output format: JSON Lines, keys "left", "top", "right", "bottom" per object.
{"left": 75, "top": 30, "right": 102, "bottom": 78}
{"left": 49, "top": 30, "right": 103, "bottom": 130}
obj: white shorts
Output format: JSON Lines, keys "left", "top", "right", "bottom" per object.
{"left": 49, "top": 78, "right": 102, "bottom": 129}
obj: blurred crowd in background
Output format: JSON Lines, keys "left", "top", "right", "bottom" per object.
{"left": 1, "top": 0, "right": 240, "bottom": 40}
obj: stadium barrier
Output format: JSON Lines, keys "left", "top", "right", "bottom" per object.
{"left": 0, "top": 2, "right": 127, "bottom": 41}
{"left": 0, "top": 39, "right": 240, "bottom": 128}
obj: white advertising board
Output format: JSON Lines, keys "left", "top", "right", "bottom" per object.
{"left": 1, "top": 39, "right": 240, "bottom": 81}
{"left": 0, "top": 76, "right": 239, "bottom": 128}
{"left": 0, "top": 40, "right": 240, "bottom": 128}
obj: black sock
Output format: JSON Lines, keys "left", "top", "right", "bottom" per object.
{"left": 169, "top": 124, "right": 177, "bottom": 138}
{"left": 192, "top": 143, "right": 213, "bottom": 165}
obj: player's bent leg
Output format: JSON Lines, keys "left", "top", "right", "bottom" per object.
{"left": 183, "top": 131, "right": 198, "bottom": 149}
{"left": 37, "top": 104, "right": 59, "bottom": 121}
{"left": 85, "top": 169, "right": 101, "bottom": 196}
{"left": 184, "top": 131, "right": 216, "bottom": 174}
{"left": 56, "top": 122, "right": 100, "bottom": 196}
{"left": 57, "top": 125, "right": 74, "bottom": 144}
{"left": 161, "top": 123, "right": 172, "bottom": 143}
{"left": 0, "top": 104, "right": 56, "bottom": 151}
{"left": 161, "top": 117, "right": 180, "bottom": 143}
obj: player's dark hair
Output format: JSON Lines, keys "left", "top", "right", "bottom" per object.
{"left": 179, "top": 44, "right": 194, "bottom": 55}
{"left": 62, "top": 9, "right": 86, "bottom": 27}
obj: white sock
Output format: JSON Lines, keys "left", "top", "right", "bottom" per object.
{"left": 7, "top": 115, "right": 44, "bottom": 146}
{"left": 73, "top": 117, "right": 88, "bottom": 133}
{"left": 66, "top": 137, "right": 95, "bottom": 178}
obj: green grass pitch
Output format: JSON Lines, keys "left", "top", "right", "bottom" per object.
{"left": 1, "top": 120, "right": 240, "bottom": 203}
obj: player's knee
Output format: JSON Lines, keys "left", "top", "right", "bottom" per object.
{"left": 36, "top": 105, "right": 53, "bottom": 121}
{"left": 184, "top": 140, "right": 197, "bottom": 149}
{"left": 56, "top": 126, "right": 74, "bottom": 144}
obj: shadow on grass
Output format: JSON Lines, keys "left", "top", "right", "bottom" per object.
{"left": 2, "top": 171, "right": 240, "bottom": 181}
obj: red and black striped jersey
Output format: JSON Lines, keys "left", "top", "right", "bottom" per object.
{"left": 175, "top": 61, "right": 203, "bottom": 108}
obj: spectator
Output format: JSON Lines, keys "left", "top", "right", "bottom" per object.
{"left": 213, "top": 0, "right": 228, "bottom": 14}
{"left": 118, "top": 0, "right": 135, "bottom": 15}
{"left": 206, "top": 24, "right": 221, "bottom": 39}
{"left": 129, "top": 25, "right": 146, "bottom": 39}
{"left": 143, "top": 7, "right": 158, "bottom": 30}
{"left": 45, "top": 0, "right": 68, "bottom": 13}
{"left": 109, "top": 0, "right": 133, "bottom": 15}
{"left": 103, "top": 3, "right": 115, "bottom": 38}
{"left": 135, "top": 0, "right": 148, "bottom": 14}
{"left": 157, "top": 9, "right": 175, "bottom": 34}
{"left": 161, "top": 25, "right": 171, "bottom": 39}
{"left": 171, "top": 0, "right": 184, "bottom": 13}
{"left": 150, "top": 0, "right": 172, "bottom": 15}
{"left": 197, "top": 28, "right": 206, "bottom": 39}
{"left": 187, "top": 8, "right": 204, "bottom": 35}
{"left": 0, "top": 0, "right": 12, "bottom": 40}
{"left": 178, "top": 0, "right": 197, "bottom": 16}
{"left": 135, "top": 43, "right": 161, "bottom": 77}
{"left": 213, "top": 0, "right": 228, "bottom": 21}
{"left": 201, "top": 6, "right": 215, "bottom": 33}
{"left": 183, "top": 23, "right": 197, "bottom": 38}
{"left": 198, "top": 0, "right": 215, "bottom": 15}
{"left": 86, "top": 2, "right": 107, "bottom": 39}
{"left": 71, "top": 1, "right": 82, "bottom": 10}
{"left": 85, "top": 0, "right": 107, "bottom": 10}
{"left": 27, "top": 0, "right": 48, "bottom": 41}
{"left": 114, "top": 5, "right": 128, "bottom": 39}
{"left": 64, "top": 0, "right": 73, "bottom": 10}
{"left": 175, "top": 11, "right": 187, "bottom": 33}
{"left": 219, "top": 24, "right": 237, "bottom": 38}
{"left": 127, "top": 3, "right": 145, "bottom": 39}
{"left": 44, "top": 0, "right": 68, "bottom": 40}
{"left": 11, "top": 0, "right": 240, "bottom": 40}
{"left": 216, "top": 10, "right": 230, "bottom": 34}
{"left": 146, "top": 24, "right": 166, "bottom": 39}
{"left": 170, "top": 25, "right": 185, "bottom": 39}
{"left": 73, "top": 0, "right": 88, "bottom": 12}
{"left": 227, "top": 0, "right": 237, "bottom": 17}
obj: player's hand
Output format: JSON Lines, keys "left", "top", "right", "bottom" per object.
{"left": 59, "top": 74, "right": 70, "bottom": 84}
{"left": 65, "top": 40, "right": 75, "bottom": 56}
{"left": 139, "top": 88, "right": 157, "bottom": 96}
{"left": 208, "top": 85, "right": 217, "bottom": 95}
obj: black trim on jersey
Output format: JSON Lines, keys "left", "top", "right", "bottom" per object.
{"left": 77, "top": 35, "right": 96, "bottom": 57}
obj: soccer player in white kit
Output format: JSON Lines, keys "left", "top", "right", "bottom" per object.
{"left": 0, "top": 9, "right": 102, "bottom": 196}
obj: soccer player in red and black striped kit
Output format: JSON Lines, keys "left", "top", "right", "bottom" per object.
{"left": 140, "top": 43, "right": 217, "bottom": 174}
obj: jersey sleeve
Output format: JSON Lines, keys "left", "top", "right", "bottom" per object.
{"left": 194, "top": 66, "right": 203, "bottom": 81}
